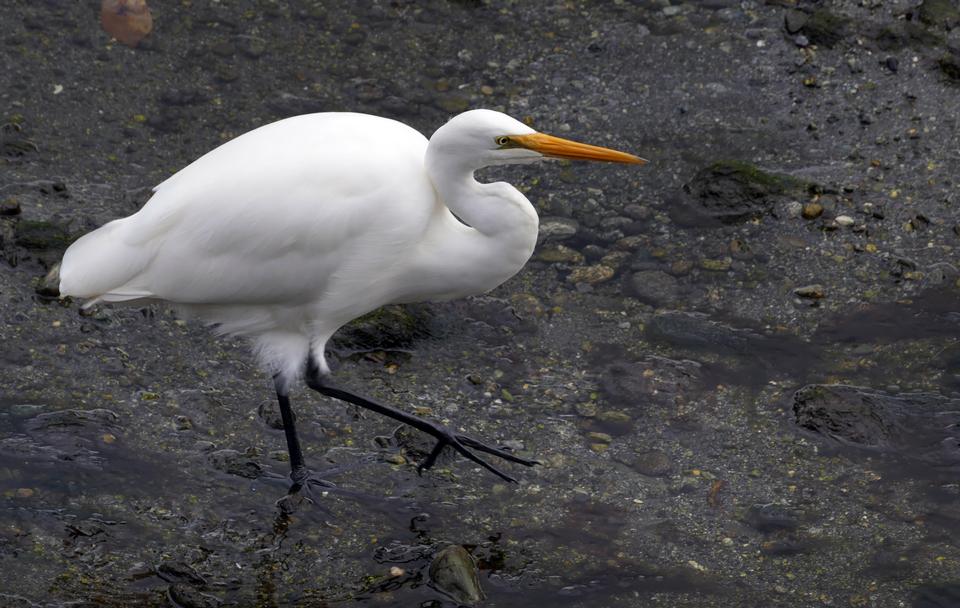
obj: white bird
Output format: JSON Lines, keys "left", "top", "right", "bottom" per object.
{"left": 59, "top": 109, "right": 645, "bottom": 494}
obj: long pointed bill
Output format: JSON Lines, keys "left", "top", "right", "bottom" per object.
{"left": 511, "top": 133, "right": 647, "bottom": 165}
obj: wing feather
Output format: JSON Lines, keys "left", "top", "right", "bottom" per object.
{"left": 60, "top": 113, "right": 434, "bottom": 308}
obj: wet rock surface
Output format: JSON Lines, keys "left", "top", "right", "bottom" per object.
{"left": 2, "top": 0, "right": 960, "bottom": 606}
{"left": 794, "top": 384, "right": 960, "bottom": 471}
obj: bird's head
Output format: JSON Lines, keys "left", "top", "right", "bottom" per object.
{"left": 430, "top": 109, "right": 647, "bottom": 169}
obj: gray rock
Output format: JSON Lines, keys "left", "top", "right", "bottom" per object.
{"left": 793, "top": 384, "right": 960, "bottom": 469}
{"left": 0, "top": 198, "right": 20, "bottom": 216}
{"left": 918, "top": 0, "right": 960, "bottom": 29}
{"left": 257, "top": 399, "right": 285, "bottom": 430}
{"left": 800, "top": 9, "right": 850, "bottom": 48}
{"left": 35, "top": 262, "right": 60, "bottom": 297}
{"left": 168, "top": 584, "right": 222, "bottom": 608}
{"left": 600, "top": 357, "right": 701, "bottom": 409}
{"left": 157, "top": 560, "right": 207, "bottom": 586}
{"left": 680, "top": 161, "right": 813, "bottom": 225}
{"left": 793, "top": 284, "right": 825, "bottom": 299}
{"left": 208, "top": 449, "right": 263, "bottom": 479}
{"left": 646, "top": 312, "right": 761, "bottom": 356}
{"left": 629, "top": 449, "right": 675, "bottom": 477}
{"left": 784, "top": 9, "right": 809, "bottom": 34}
{"left": 429, "top": 545, "right": 485, "bottom": 605}
{"left": 538, "top": 216, "right": 579, "bottom": 242}
{"left": 623, "top": 270, "right": 680, "bottom": 307}
{"left": 743, "top": 504, "right": 801, "bottom": 534}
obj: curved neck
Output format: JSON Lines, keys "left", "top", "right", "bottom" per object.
{"left": 425, "top": 149, "right": 538, "bottom": 239}
{"left": 397, "top": 147, "right": 538, "bottom": 301}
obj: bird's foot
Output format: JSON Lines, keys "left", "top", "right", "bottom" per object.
{"left": 275, "top": 467, "right": 336, "bottom": 514}
{"left": 306, "top": 369, "right": 538, "bottom": 482}
{"left": 415, "top": 424, "right": 539, "bottom": 483}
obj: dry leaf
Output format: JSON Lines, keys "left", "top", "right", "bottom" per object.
{"left": 101, "top": 0, "right": 153, "bottom": 48}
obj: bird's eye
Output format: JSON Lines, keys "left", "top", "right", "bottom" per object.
{"left": 495, "top": 136, "right": 511, "bottom": 147}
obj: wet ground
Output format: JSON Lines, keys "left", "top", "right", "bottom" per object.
{"left": 2, "top": 0, "right": 960, "bottom": 606}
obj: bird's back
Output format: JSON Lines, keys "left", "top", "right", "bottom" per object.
{"left": 60, "top": 113, "right": 435, "bottom": 316}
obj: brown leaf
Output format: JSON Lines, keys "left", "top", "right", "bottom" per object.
{"left": 100, "top": 0, "right": 153, "bottom": 48}
{"left": 707, "top": 479, "right": 726, "bottom": 508}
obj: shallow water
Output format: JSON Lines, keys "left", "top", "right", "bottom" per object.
{"left": 4, "top": 0, "right": 960, "bottom": 606}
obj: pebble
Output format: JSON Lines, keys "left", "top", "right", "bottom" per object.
{"left": 835, "top": 215, "right": 855, "bottom": 227}
{"left": 802, "top": 202, "right": 824, "bottom": 219}
{"left": 785, "top": 201, "right": 803, "bottom": 218}
{"left": 623, "top": 204, "right": 651, "bottom": 220}
{"left": 624, "top": 270, "right": 680, "bottom": 306}
{"left": 575, "top": 401, "right": 598, "bottom": 417}
{"left": 535, "top": 243, "right": 583, "bottom": 264}
{"left": 240, "top": 37, "right": 267, "bottom": 59}
{"left": 794, "top": 284, "right": 825, "bottom": 299}
{"left": 36, "top": 263, "right": 61, "bottom": 297}
{"left": 631, "top": 449, "right": 674, "bottom": 477}
{"left": 509, "top": 293, "right": 544, "bottom": 318}
{"left": 539, "top": 217, "right": 579, "bottom": 242}
{"left": 207, "top": 449, "right": 263, "bottom": 479}
{"left": 384, "top": 453, "right": 406, "bottom": 465}
{"left": 567, "top": 264, "right": 614, "bottom": 285}
{"left": 784, "top": 9, "right": 809, "bottom": 34}
{"left": 599, "top": 251, "right": 630, "bottom": 271}
{"left": 0, "top": 198, "right": 21, "bottom": 216}
{"left": 588, "top": 431, "right": 612, "bottom": 444}
{"left": 669, "top": 260, "right": 694, "bottom": 276}
{"left": 700, "top": 258, "right": 732, "bottom": 272}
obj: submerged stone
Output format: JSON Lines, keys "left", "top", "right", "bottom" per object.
{"left": 801, "top": 9, "right": 850, "bottom": 48}
{"left": 793, "top": 384, "right": 960, "bottom": 469}
{"left": 332, "top": 304, "right": 431, "bottom": 352}
{"left": 14, "top": 219, "right": 75, "bottom": 251}
{"left": 429, "top": 544, "right": 485, "bottom": 605}
{"left": 208, "top": 449, "right": 263, "bottom": 479}
{"left": 681, "top": 160, "right": 813, "bottom": 224}
{"left": 623, "top": 270, "right": 680, "bottom": 306}
{"left": 939, "top": 54, "right": 960, "bottom": 81}
{"left": 918, "top": 0, "right": 960, "bottom": 29}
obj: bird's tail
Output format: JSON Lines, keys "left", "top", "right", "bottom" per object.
{"left": 58, "top": 217, "right": 157, "bottom": 307}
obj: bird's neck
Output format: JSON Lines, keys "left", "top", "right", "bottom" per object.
{"left": 405, "top": 153, "right": 538, "bottom": 300}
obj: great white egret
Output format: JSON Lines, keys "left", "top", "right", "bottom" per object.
{"left": 59, "top": 109, "right": 645, "bottom": 494}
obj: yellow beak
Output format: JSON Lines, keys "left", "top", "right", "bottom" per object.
{"left": 511, "top": 133, "right": 647, "bottom": 165}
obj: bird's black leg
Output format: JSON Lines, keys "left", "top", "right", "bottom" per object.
{"left": 274, "top": 376, "right": 307, "bottom": 482}
{"left": 304, "top": 354, "right": 538, "bottom": 483}
{"left": 273, "top": 375, "right": 334, "bottom": 499}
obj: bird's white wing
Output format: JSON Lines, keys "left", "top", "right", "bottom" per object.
{"left": 60, "top": 113, "right": 435, "bottom": 306}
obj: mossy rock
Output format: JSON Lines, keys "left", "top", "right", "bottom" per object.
{"left": 14, "top": 219, "right": 75, "bottom": 251}
{"left": 801, "top": 9, "right": 850, "bottom": 48}
{"left": 939, "top": 54, "right": 960, "bottom": 81}
{"left": 682, "top": 160, "right": 816, "bottom": 224}
{"left": 918, "top": 0, "right": 960, "bottom": 29}
{"left": 332, "top": 304, "right": 432, "bottom": 351}
{"left": 875, "top": 21, "right": 945, "bottom": 51}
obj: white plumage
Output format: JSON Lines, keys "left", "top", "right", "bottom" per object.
{"left": 59, "top": 109, "right": 644, "bottom": 487}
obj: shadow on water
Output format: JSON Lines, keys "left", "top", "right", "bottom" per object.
{"left": 634, "top": 288, "right": 960, "bottom": 484}
{"left": 643, "top": 287, "right": 960, "bottom": 393}
{"left": 0, "top": 400, "right": 721, "bottom": 606}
